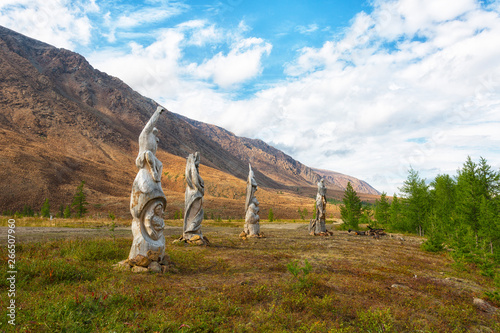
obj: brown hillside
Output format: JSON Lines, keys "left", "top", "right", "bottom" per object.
{"left": 0, "top": 25, "right": 378, "bottom": 216}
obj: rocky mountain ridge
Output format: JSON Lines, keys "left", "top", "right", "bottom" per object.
{"left": 0, "top": 25, "right": 378, "bottom": 213}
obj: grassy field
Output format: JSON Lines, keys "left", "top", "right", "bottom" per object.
{"left": 1, "top": 218, "right": 499, "bottom": 332}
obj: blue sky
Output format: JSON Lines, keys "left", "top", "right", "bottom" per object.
{"left": 1, "top": 0, "right": 500, "bottom": 195}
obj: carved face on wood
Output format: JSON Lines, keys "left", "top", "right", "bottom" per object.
{"left": 143, "top": 200, "right": 165, "bottom": 241}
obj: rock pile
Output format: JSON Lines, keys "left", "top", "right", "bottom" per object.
{"left": 173, "top": 234, "right": 210, "bottom": 246}
{"left": 114, "top": 250, "right": 177, "bottom": 274}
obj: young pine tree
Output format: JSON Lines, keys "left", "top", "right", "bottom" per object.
{"left": 359, "top": 206, "right": 374, "bottom": 226}
{"left": 22, "top": 205, "right": 34, "bottom": 217}
{"left": 63, "top": 205, "right": 71, "bottom": 218}
{"left": 340, "top": 182, "right": 362, "bottom": 230}
{"left": 268, "top": 208, "right": 274, "bottom": 222}
{"left": 429, "top": 174, "right": 456, "bottom": 238}
{"left": 400, "top": 168, "right": 430, "bottom": 236}
{"left": 374, "top": 192, "right": 390, "bottom": 227}
{"left": 389, "top": 194, "right": 402, "bottom": 231}
{"left": 71, "top": 181, "right": 88, "bottom": 218}
{"left": 455, "top": 156, "right": 500, "bottom": 247}
{"left": 40, "top": 199, "right": 50, "bottom": 218}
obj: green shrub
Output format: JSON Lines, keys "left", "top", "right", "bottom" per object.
{"left": 357, "top": 308, "right": 395, "bottom": 333}
{"left": 286, "top": 259, "right": 312, "bottom": 290}
{"left": 421, "top": 233, "right": 445, "bottom": 252}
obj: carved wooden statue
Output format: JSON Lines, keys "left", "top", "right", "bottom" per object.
{"left": 183, "top": 152, "right": 205, "bottom": 242}
{"left": 309, "top": 178, "right": 330, "bottom": 235}
{"left": 128, "top": 106, "right": 167, "bottom": 264}
{"left": 242, "top": 164, "right": 261, "bottom": 237}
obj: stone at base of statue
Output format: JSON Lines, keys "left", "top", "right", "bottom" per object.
{"left": 239, "top": 231, "right": 265, "bottom": 239}
{"left": 129, "top": 254, "right": 151, "bottom": 267}
{"left": 148, "top": 261, "right": 162, "bottom": 273}
{"left": 117, "top": 252, "right": 175, "bottom": 274}
{"left": 173, "top": 234, "right": 209, "bottom": 246}
{"left": 113, "top": 260, "right": 132, "bottom": 271}
{"left": 147, "top": 249, "right": 161, "bottom": 262}
{"left": 308, "top": 219, "right": 333, "bottom": 236}
{"left": 131, "top": 266, "right": 149, "bottom": 273}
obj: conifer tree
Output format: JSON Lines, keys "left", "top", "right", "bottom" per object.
{"left": 40, "top": 198, "right": 50, "bottom": 218}
{"left": 63, "top": 205, "right": 71, "bottom": 218}
{"left": 374, "top": 192, "right": 390, "bottom": 226}
{"left": 400, "top": 168, "right": 430, "bottom": 236}
{"left": 268, "top": 208, "right": 274, "bottom": 222}
{"left": 455, "top": 156, "right": 500, "bottom": 250}
{"left": 429, "top": 174, "right": 456, "bottom": 237}
{"left": 340, "top": 182, "right": 362, "bottom": 229}
{"left": 389, "top": 194, "right": 402, "bottom": 230}
{"left": 71, "top": 181, "right": 88, "bottom": 218}
{"left": 22, "top": 205, "right": 34, "bottom": 217}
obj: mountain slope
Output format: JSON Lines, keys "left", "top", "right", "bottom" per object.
{"left": 0, "top": 25, "right": 378, "bottom": 214}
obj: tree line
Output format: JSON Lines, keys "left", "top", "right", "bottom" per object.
{"left": 340, "top": 156, "right": 500, "bottom": 281}
{"left": 3, "top": 181, "right": 88, "bottom": 219}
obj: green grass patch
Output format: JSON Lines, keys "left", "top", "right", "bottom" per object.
{"left": 1, "top": 225, "right": 499, "bottom": 332}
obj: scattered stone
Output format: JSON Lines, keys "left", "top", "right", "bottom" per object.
{"left": 391, "top": 283, "right": 409, "bottom": 289}
{"left": 129, "top": 254, "right": 151, "bottom": 268}
{"left": 173, "top": 234, "right": 210, "bottom": 246}
{"left": 470, "top": 325, "right": 494, "bottom": 333}
{"left": 473, "top": 298, "right": 498, "bottom": 313}
{"left": 147, "top": 249, "right": 161, "bottom": 262}
{"left": 113, "top": 259, "right": 131, "bottom": 271}
{"left": 131, "top": 266, "right": 149, "bottom": 273}
{"left": 172, "top": 237, "right": 184, "bottom": 245}
{"left": 148, "top": 261, "right": 162, "bottom": 273}
{"left": 239, "top": 280, "right": 253, "bottom": 286}
{"left": 160, "top": 254, "right": 172, "bottom": 266}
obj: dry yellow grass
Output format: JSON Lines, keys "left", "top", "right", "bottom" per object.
{"left": 2, "top": 218, "right": 499, "bottom": 332}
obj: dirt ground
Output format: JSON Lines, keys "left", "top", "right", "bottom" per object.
{"left": 0, "top": 222, "right": 310, "bottom": 245}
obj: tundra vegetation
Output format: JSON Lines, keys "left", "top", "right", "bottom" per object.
{"left": 371, "top": 156, "right": 500, "bottom": 284}
{"left": 0, "top": 156, "right": 499, "bottom": 331}
{"left": 1, "top": 216, "right": 499, "bottom": 332}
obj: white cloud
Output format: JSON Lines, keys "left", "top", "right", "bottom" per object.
{"left": 89, "top": 18, "right": 272, "bottom": 97}
{"left": 296, "top": 23, "right": 319, "bottom": 35}
{"left": 175, "top": 0, "right": 500, "bottom": 194}
{"left": 0, "top": 0, "right": 93, "bottom": 49}
{"left": 89, "top": 28, "right": 188, "bottom": 99}
{"left": 3, "top": 0, "right": 499, "bottom": 195}
{"left": 177, "top": 20, "right": 223, "bottom": 46}
{"left": 114, "top": 6, "right": 186, "bottom": 29}
{"left": 190, "top": 37, "right": 272, "bottom": 88}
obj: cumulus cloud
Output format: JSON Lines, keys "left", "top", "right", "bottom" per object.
{"left": 0, "top": 0, "right": 93, "bottom": 49}
{"left": 189, "top": 37, "right": 272, "bottom": 88}
{"left": 2, "top": 0, "right": 499, "bottom": 194}
{"left": 89, "top": 17, "right": 272, "bottom": 99}
{"left": 88, "top": 28, "right": 188, "bottom": 100}
{"left": 178, "top": 0, "right": 500, "bottom": 194}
